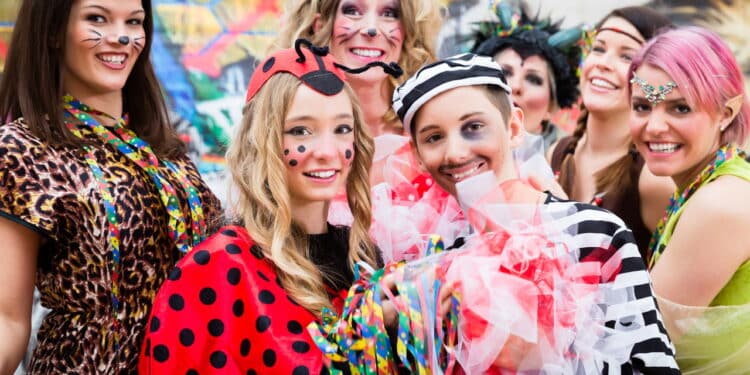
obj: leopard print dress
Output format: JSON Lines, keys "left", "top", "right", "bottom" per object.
{"left": 0, "top": 119, "right": 222, "bottom": 374}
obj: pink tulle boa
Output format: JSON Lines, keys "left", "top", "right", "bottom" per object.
{"left": 328, "top": 134, "right": 468, "bottom": 262}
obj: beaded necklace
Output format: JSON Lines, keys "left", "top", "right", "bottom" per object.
{"left": 62, "top": 94, "right": 206, "bottom": 347}
{"left": 648, "top": 144, "right": 742, "bottom": 267}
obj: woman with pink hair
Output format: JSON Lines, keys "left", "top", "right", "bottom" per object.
{"left": 629, "top": 26, "right": 750, "bottom": 373}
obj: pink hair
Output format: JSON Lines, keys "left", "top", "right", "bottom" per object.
{"left": 629, "top": 26, "right": 750, "bottom": 145}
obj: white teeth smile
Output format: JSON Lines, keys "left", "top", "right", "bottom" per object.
{"left": 591, "top": 78, "right": 616, "bottom": 89}
{"left": 98, "top": 54, "right": 126, "bottom": 64}
{"left": 445, "top": 164, "right": 481, "bottom": 181}
{"left": 351, "top": 48, "right": 383, "bottom": 58}
{"left": 305, "top": 170, "right": 336, "bottom": 178}
{"left": 649, "top": 143, "right": 680, "bottom": 153}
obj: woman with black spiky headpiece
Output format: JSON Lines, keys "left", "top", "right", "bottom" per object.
{"left": 472, "top": 0, "right": 584, "bottom": 152}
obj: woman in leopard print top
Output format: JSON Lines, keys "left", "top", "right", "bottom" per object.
{"left": 0, "top": 0, "right": 221, "bottom": 373}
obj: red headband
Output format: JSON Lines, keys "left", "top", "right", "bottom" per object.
{"left": 245, "top": 40, "right": 348, "bottom": 103}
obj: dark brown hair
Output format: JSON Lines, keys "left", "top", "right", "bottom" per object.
{"left": 0, "top": 0, "right": 185, "bottom": 158}
{"left": 558, "top": 6, "right": 673, "bottom": 195}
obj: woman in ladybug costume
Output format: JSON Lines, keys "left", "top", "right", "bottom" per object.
{"left": 139, "top": 40, "right": 399, "bottom": 374}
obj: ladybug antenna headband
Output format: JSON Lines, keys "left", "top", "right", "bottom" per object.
{"left": 246, "top": 39, "right": 403, "bottom": 103}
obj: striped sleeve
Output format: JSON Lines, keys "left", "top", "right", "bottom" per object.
{"left": 547, "top": 197, "right": 680, "bottom": 374}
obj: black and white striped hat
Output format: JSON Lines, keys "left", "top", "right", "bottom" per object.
{"left": 392, "top": 53, "right": 511, "bottom": 136}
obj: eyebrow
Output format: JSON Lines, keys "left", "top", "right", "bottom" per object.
{"left": 417, "top": 112, "right": 483, "bottom": 134}
{"left": 82, "top": 4, "right": 145, "bottom": 15}
{"left": 285, "top": 113, "right": 354, "bottom": 122}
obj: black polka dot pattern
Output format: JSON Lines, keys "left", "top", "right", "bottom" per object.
{"left": 153, "top": 344, "right": 169, "bottom": 362}
{"left": 193, "top": 250, "right": 210, "bottom": 265}
{"left": 292, "top": 341, "right": 310, "bottom": 353}
{"left": 225, "top": 243, "right": 241, "bottom": 254}
{"left": 169, "top": 294, "right": 185, "bottom": 311}
{"left": 263, "top": 349, "right": 276, "bottom": 367}
{"left": 208, "top": 319, "right": 224, "bottom": 337}
{"left": 221, "top": 228, "right": 238, "bottom": 237}
{"left": 240, "top": 338, "right": 251, "bottom": 356}
{"left": 292, "top": 366, "right": 310, "bottom": 375}
{"left": 262, "top": 57, "right": 275, "bottom": 72}
{"left": 247, "top": 370, "right": 257, "bottom": 375}
{"left": 233, "top": 299, "right": 245, "bottom": 317}
{"left": 227, "top": 268, "right": 241, "bottom": 285}
{"left": 257, "top": 271, "right": 270, "bottom": 282}
{"left": 150, "top": 316, "right": 160, "bottom": 332}
{"left": 199, "top": 288, "right": 217, "bottom": 305}
{"left": 256, "top": 315, "right": 271, "bottom": 332}
{"left": 186, "top": 370, "right": 199, "bottom": 375}
{"left": 250, "top": 245, "right": 264, "bottom": 259}
{"left": 168, "top": 266, "right": 182, "bottom": 281}
{"left": 210, "top": 350, "right": 227, "bottom": 369}
{"left": 287, "top": 320, "right": 303, "bottom": 334}
{"left": 258, "top": 290, "right": 275, "bottom": 304}
{"left": 179, "top": 328, "right": 195, "bottom": 347}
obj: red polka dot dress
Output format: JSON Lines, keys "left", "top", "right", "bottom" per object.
{"left": 139, "top": 225, "right": 355, "bottom": 374}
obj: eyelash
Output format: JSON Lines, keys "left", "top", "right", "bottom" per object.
{"left": 285, "top": 126, "right": 311, "bottom": 136}
{"left": 85, "top": 14, "right": 143, "bottom": 25}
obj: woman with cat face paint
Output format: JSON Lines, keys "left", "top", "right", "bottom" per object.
{"left": 0, "top": 0, "right": 221, "bottom": 373}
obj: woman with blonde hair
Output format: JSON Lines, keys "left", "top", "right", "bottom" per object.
{"left": 274, "top": 0, "right": 441, "bottom": 136}
{"left": 138, "top": 41, "right": 391, "bottom": 374}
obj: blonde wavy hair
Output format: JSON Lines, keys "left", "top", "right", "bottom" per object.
{"left": 272, "top": 0, "right": 442, "bottom": 130}
{"left": 226, "top": 73, "right": 377, "bottom": 316}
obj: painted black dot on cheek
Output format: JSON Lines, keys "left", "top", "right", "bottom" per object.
{"left": 297, "top": 145, "right": 306, "bottom": 153}
{"left": 289, "top": 159, "right": 298, "bottom": 167}
{"left": 283, "top": 149, "right": 290, "bottom": 155}
{"left": 345, "top": 149, "right": 352, "bottom": 160}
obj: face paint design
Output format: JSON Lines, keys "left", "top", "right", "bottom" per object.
{"left": 345, "top": 149, "right": 353, "bottom": 160}
{"left": 329, "top": 0, "right": 404, "bottom": 82}
{"left": 282, "top": 86, "right": 356, "bottom": 206}
{"left": 62, "top": 0, "right": 145, "bottom": 104}
{"left": 630, "top": 74, "right": 678, "bottom": 104}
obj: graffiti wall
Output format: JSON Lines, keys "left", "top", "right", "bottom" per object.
{"left": 1, "top": 0, "right": 749, "bottom": 185}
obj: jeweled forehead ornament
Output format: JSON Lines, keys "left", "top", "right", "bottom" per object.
{"left": 630, "top": 74, "right": 678, "bottom": 104}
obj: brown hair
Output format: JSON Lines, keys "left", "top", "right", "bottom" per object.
{"left": 272, "top": 0, "right": 442, "bottom": 132}
{"left": 0, "top": 0, "right": 185, "bottom": 159}
{"left": 558, "top": 6, "right": 673, "bottom": 195}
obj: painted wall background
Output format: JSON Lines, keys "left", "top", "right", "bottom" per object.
{"left": 2, "top": 0, "right": 749, "bottom": 190}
